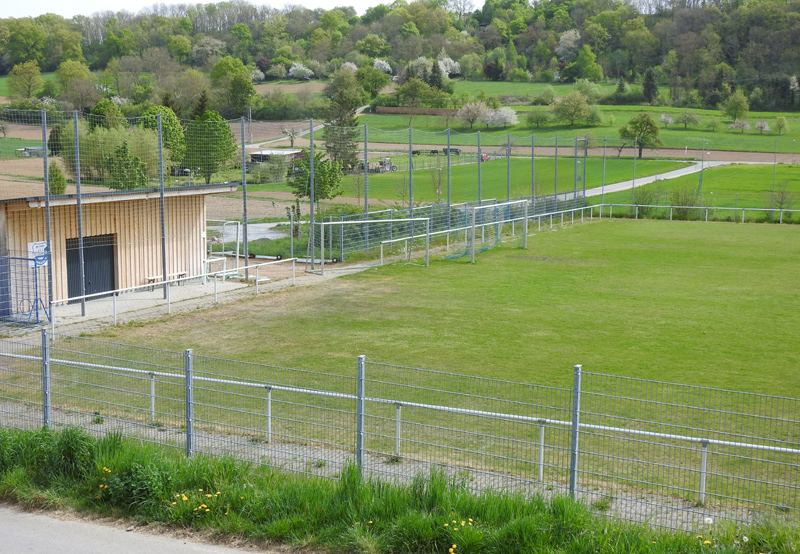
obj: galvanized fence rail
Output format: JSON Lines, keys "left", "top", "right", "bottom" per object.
{"left": 1, "top": 331, "right": 798, "bottom": 531}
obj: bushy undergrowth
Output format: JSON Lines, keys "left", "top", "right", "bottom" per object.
{"left": 1, "top": 426, "right": 797, "bottom": 554}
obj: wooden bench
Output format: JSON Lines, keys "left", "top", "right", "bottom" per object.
{"left": 146, "top": 272, "right": 187, "bottom": 290}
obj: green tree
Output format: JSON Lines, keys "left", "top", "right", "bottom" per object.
{"left": 48, "top": 124, "right": 65, "bottom": 157}
{"left": 48, "top": 162, "right": 67, "bottom": 195}
{"left": 722, "top": 89, "right": 749, "bottom": 123}
{"left": 550, "top": 91, "right": 591, "bottom": 126}
{"left": 355, "top": 34, "right": 390, "bottom": 57}
{"left": 775, "top": 117, "right": 789, "bottom": 135}
{"left": 88, "top": 99, "right": 126, "bottom": 131}
{"left": 288, "top": 149, "right": 343, "bottom": 202}
{"left": 642, "top": 67, "right": 659, "bottom": 104}
{"left": 676, "top": 112, "right": 701, "bottom": 130}
{"left": 8, "top": 61, "right": 44, "bottom": 99}
{"left": 184, "top": 110, "right": 238, "bottom": 184}
{"left": 167, "top": 35, "right": 191, "bottom": 64}
{"left": 323, "top": 68, "right": 363, "bottom": 169}
{"left": 619, "top": 113, "right": 664, "bottom": 158}
{"left": 138, "top": 106, "right": 186, "bottom": 169}
{"left": 561, "top": 45, "right": 603, "bottom": 82}
{"left": 210, "top": 56, "right": 249, "bottom": 86}
{"left": 224, "top": 72, "right": 255, "bottom": 117}
{"left": 55, "top": 59, "right": 92, "bottom": 92}
{"left": 102, "top": 141, "right": 149, "bottom": 190}
{"left": 355, "top": 66, "right": 390, "bottom": 98}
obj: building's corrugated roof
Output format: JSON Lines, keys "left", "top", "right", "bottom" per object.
{"left": 0, "top": 183, "right": 239, "bottom": 207}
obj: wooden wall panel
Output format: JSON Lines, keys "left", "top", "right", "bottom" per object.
{"left": 2, "top": 195, "right": 207, "bottom": 302}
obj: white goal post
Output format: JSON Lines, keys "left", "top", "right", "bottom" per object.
{"left": 312, "top": 217, "right": 431, "bottom": 275}
{"left": 468, "top": 199, "right": 529, "bottom": 263}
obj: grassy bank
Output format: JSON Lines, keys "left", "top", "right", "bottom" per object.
{"left": 1, "top": 426, "right": 796, "bottom": 554}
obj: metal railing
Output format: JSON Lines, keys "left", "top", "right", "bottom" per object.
{"left": 1, "top": 331, "right": 798, "bottom": 531}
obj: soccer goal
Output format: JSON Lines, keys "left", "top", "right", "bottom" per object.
{"left": 308, "top": 217, "right": 431, "bottom": 276}
{"left": 446, "top": 199, "right": 529, "bottom": 262}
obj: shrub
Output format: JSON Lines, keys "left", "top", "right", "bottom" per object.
{"left": 48, "top": 162, "right": 68, "bottom": 195}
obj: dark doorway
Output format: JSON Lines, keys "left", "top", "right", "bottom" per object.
{"left": 66, "top": 234, "right": 115, "bottom": 301}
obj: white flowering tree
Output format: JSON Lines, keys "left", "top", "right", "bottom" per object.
{"left": 659, "top": 114, "right": 673, "bottom": 127}
{"left": 340, "top": 61, "right": 358, "bottom": 72}
{"left": 288, "top": 63, "right": 314, "bottom": 79}
{"left": 457, "top": 101, "right": 488, "bottom": 129}
{"left": 373, "top": 59, "right": 392, "bottom": 74}
{"left": 481, "top": 107, "right": 519, "bottom": 128}
{"left": 438, "top": 57, "right": 460, "bottom": 77}
{"left": 252, "top": 68, "right": 265, "bottom": 82}
{"left": 729, "top": 121, "right": 750, "bottom": 133}
{"left": 755, "top": 121, "right": 770, "bottom": 134}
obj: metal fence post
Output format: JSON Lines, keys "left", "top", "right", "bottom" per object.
{"left": 185, "top": 348, "right": 194, "bottom": 457}
{"left": 157, "top": 113, "right": 168, "bottom": 300}
{"left": 699, "top": 439, "right": 709, "bottom": 505}
{"left": 42, "top": 328, "right": 51, "bottom": 427}
{"left": 42, "top": 111, "right": 55, "bottom": 330}
{"left": 266, "top": 385, "right": 273, "bottom": 443}
{"left": 309, "top": 118, "right": 315, "bottom": 270}
{"left": 356, "top": 355, "right": 366, "bottom": 473}
{"left": 395, "top": 402, "right": 402, "bottom": 454}
{"left": 507, "top": 132, "right": 511, "bottom": 201}
{"left": 569, "top": 364, "right": 582, "bottom": 499}
{"left": 72, "top": 111, "right": 87, "bottom": 317}
{"left": 149, "top": 371, "right": 156, "bottom": 423}
{"left": 241, "top": 117, "right": 249, "bottom": 279}
{"left": 477, "top": 131, "right": 482, "bottom": 205}
{"left": 538, "top": 421, "right": 545, "bottom": 481}
{"left": 408, "top": 127, "right": 414, "bottom": 212}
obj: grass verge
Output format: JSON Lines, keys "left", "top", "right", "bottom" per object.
{"left": 1, "top": 426, "right": 796, "bottom": 554}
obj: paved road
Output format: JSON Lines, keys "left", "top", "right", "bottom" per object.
{"left": 0, "top": 503, "right": 260, "bottom": 553}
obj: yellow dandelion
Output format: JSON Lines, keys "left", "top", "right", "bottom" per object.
{"left": 449, "top": 550, "right": 453, "bottom": 553}
{"left": 175, "top": 494, "right": 180, "bottom": 498}
{"left": 461, "top": 521, "right": 465, "bottom": 526}
{"left": 205, "top": 509, "right": 210, "bottom": 512}
{"left": 355, "top": 522, "right": 360, "bottom": 526}
{"left": 193, "top": 508, "right": 198, "bottom": 511}
{"left": 696, "top": 535, "right": 703, "bottom": 539}
{"left": 452, "top": 520, "right": 457, "bottom": 524}
{"left": 240, "top": 496, "right": 244, "bottom": 499}
{"left": 172, "top": 502, "right": 177, "bottom": 506}
{"left": 454, "top": 528, "right": 459, "bottom": 531}
{"left": 468, "top": 519, "right": 473, "bottom": 522}
{"left": 199, "top": 489, "right": 203, "bottom": 491}
{"left": 216, "top": 492, "right": 221, "bottom": 496}
{"left": 201, "top": 504, "right": 207, "bottom": 508}
{"left": 444, "top": 523, "right": 449, "bottom": 527}
{"left": 206, "top": 494, "right": 212, "bottom": 497}
{"left": 704, "top": 541, "right": 711, "bottom": 545}
{"left": 368, "top": 521, "right": 373, "bottom": 524}
{"left": 452, "top": 545, "right": 457, "bottom": 549}
{"left": 182, "top": 496, "right": 188, "bottom": 501}
{"left": 225, "top": 512, "right": 228, "bottom": 516}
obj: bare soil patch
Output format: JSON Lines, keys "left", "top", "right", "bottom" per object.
{"left": 254, "top": 82, "right": 327, "bottom": 95}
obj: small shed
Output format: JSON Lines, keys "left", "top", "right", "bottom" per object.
{"left": 249, "top": 149, "right": 303, "bottom": 163}
{"left": 0, "top": 183, "right": 236, "bottom": 320}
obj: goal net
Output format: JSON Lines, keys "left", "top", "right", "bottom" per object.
{"left": 307, "top": 217, "right": 431, "bottom": 275}
{"left": 445, "top": 200, "right": 529, "bottom": 262}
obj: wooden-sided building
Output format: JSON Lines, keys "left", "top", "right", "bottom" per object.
{"left": 0, "top": 184, "right": 236, "bottom": 320}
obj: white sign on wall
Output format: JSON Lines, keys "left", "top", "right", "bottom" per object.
{"left": 28, "top": 241, "right": 48, "bottom": 268}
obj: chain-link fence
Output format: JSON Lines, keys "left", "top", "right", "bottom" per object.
{"left": 1, "top": 332, "right": 798, "bottom": 531}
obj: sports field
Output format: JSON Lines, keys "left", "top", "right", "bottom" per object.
{"left": 93, "top": 219, "right": 800, "bottom": 397}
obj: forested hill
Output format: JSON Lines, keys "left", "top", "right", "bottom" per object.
{"left": 2, "top": 0, "right": 799, "bottom": 117}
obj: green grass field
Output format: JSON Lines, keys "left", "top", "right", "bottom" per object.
{"left": 589, "top": 163, "right": 800, "bottom": 210}
{"left": 92, "top": 219, "right": 800, "bottom": 398}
